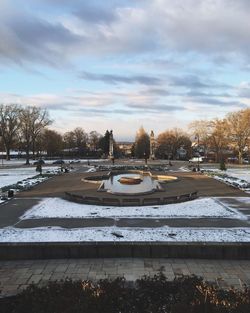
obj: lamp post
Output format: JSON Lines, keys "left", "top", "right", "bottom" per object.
{"left": 0, "top": 128, "right": 3, "bottom": 167}
{"left": 195, "top": 134, "right": 200, "bottom": 172}
{"left": 144, "top": 152, "right": 148, "bottom": 166}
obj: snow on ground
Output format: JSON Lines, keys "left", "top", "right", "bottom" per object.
{"left": 1, "top": 226, "right": 250, "bottom": 242}
{"left": 202, "top": 167, "right": 250, "bottom": 191}
{"left": 0, "top": 158, "right": 108, "bottom": 167}
{"left": 0, "top": 167, "right": 39, "bottom": 188}
{"left": 85, "top": 167, "right": 97, "bottom": 172}
{"left": 0, "top": 166, "right": 60, "bottom": 188}
{"left": 225, "top": 168, "right": 250, "bottom": 183}
{"left": 232, "top": 197, "right": 250, "bottom": 204}
{"left": 21, "top": 197, "right": 247, "bottom": 220}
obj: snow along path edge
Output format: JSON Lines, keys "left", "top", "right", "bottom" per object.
{"left": 1, "top": 226, "right": 250, "bottom": 242}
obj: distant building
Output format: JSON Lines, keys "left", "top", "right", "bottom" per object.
{"left": 176, "top": 146, "right": 187, "bottom": 160}
{"left": 117, "top": 142, "right": 133, "bottom": 157}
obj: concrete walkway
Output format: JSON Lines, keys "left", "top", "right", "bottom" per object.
{"left": 1, "top": 258, "right": 250, "bottom": 297}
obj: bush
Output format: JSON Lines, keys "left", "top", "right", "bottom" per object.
{"left": 0, "top": 273, "right": 249, "bottom": 313}
{"left": 220, "top": 159, "right": 227, "bottom": 171}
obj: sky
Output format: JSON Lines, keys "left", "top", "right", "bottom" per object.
{"left": 1, "top": 0, "right": 250, "bottom": 140}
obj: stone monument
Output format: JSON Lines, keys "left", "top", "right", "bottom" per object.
{"left": 150, "top": 130, "right": 155, "bottom": 159}
{"left": 109, "top": 130, "right": 114, "bottom": 159}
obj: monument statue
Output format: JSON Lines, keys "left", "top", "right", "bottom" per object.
{"left": 109, "top": 130, "right": 114, "bottom": 159}
{"left": 150, "top": 130, "right": 155, "bottom": 159}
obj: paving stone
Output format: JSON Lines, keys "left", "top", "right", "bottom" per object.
{"left": 1, "top": 258, "right": 250, "bottom": 297}
{"left": 28, "top": 274, "right": 43, "bottom": 285}
{"left": 54, "top": 264, "right": 69, "bottom": 273}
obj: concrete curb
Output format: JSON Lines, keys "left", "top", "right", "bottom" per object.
{"left": 65, "top": 191, "right": 198, "bottom": 206}
{"left": 1, "top": 242, "right": 250, "bottom": 260}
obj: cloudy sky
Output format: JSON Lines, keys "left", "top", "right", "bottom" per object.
{"left": 1, "top": 0, "right": 250, "bottom": 140}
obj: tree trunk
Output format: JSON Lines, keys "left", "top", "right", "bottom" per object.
{"left": 25, "top": 147, "right": 30, "bottom": 165}
{"left": 215, "top": 149, "right": 219, "bottom": 163}
{"left": 6, "top": 146, "right": 10, "bottom": 161}
{"left": 238, "top": 150, "right": 243, "bottom": 164}
{"left": 32, "top": 141, "right": 35, "bottom": 159}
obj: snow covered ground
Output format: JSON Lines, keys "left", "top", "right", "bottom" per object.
{"left": 1, "top": 226, "right": 250, "bottom": 242}
{"left": 224, "top": 168, "right": 250, "bottom": 183}
{"left": 21, "top": 197, "right": 247, "bottom": 220}
{"left": 202, "top": 168, "right": 250, "bottom": 191}
{"left": 0, "top": 158, "right": 108, "bottom": 167}
{"left": 0, "top": 166, "right": 61, "bottom": 189}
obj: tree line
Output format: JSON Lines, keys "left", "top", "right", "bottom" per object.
{"left": 1, "top": 104, "right": 250, "bottom": 164}
{"left": 132, "top": 126, "right": 192, "bottom": 160}
{"left": 0, "top": 104, "right": 122, "bottom": 163}
{"left": 126, "top": 109, "right": 250, "bottom": 164}
{"left": 189, "top": 108, "right": 250, "bottom": 164}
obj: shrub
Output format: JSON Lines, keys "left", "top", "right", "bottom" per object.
{"left": 220, "top": 159, "right": 227, "bottom": 171}
{"left": 0, "top": 274, "right": 249, "bottom": 313}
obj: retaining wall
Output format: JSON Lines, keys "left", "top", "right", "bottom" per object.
{"left": 64, "top": 191, "right": 198, "bottom": 206}
{"left": 0, "top": 242, "right": 250, "bottom": 260}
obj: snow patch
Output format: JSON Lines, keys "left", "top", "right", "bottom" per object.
{"left": 1, "top": 226, "right": 250, "bottom": 242}
{"left": 21, "top": 197, "right": 247, "bottom": 220}
{"left": 203, "top": 168, "right": 250, "bottom": 192}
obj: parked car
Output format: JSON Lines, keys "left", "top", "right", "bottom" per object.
{"left": 189, "top": 157, "right": 204, "bottom": 163}
{"left": 33, "top": 159, "right": 45, "bottom": 165}
{"left": 227, "top": 157, "right": 238, "bottom": 163}
{"left": 243, "top": 158, "right": 250, "bottom": 164}
{"left": 52, "top": 160, "right": 65, "bottom": 165}
{"left": 70, "top": 159, "right": 81, "bottom": 164}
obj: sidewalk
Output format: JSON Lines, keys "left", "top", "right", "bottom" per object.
{"left": 1, "top": 258, "right": 250, "bottom": 297}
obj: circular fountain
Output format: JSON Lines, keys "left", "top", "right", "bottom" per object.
{"left": 65, "top": 168, "right": 197, "bottom": 206}
{"left": 82, "top": 170, "right": 177, "bottom": 196}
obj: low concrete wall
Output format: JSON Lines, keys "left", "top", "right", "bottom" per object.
{"left": 0, "top": 242, "right": 250, "bottom": 260}
{"left": 65, "top": 191, "right": 198, "bottom": 206}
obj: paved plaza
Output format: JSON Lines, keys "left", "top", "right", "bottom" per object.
{"left": 1, "top": 160, "right": 250, "bottom": 297}
{"left": 1, "top": 258, "right": 250, "bottom": 297}
{"left": 0, "top": 161, "right": 249, "bottom": 230}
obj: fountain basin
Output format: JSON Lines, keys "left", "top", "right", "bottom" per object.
{"left": 83, "top": 170, "right": 177, "bottom": 195}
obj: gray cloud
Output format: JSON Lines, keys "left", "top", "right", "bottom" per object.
{"left": 237, "top": 84, "right": 250, "bottom": 98}
{"left": 1, "top": 0, "right": 250, "bottom": 67}
{"left": 186, "top": 90, "right": 233, "bottom": 98}
{"left": 189, "top": 97, "right": 242, "bottom": 107}
{"left": 169, "top": 75, "right": 209, "bottom": 89}
{"left": 74, "top": 4, "right": 117, "bottom": 24}
{"left": 127, "top": 103, "right": 185, "bottom": 112}
{"left": 0, "top": 9, "right": 83, "bottom": 66}
{"left": 169, "top": 75, "right": 230, "bottom": 90}
{"left": 144, "top": 88, "right": 170, "bottom": 96}
{"left": 79, "top": 71, "right": 162, "bottom": 86}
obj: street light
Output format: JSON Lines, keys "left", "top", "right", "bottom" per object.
{"left": 0, "top": 128, "right": 3, "bottom": 167}
{"left": 144, "top": 152, "right": 148, "bottom": 166}
{"left": 195, "top": 134, "right": 200, "bottom": 171}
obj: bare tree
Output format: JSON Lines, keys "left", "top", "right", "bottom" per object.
{"left": 41, "top": 129, "right": 63, "bottom": 158}
{"left": 156, "top": 128, "right": 191, "bottom": 159}
{"left": 0, "top": 104, "right": 20, "bottom": 160}
{"left": 189, "top": 120, "right": 211, "bottom": 158}
{"left": 73, "top": 127, "right": 88, "bottom": 156}
{"left": 19, "top": 106, "right": 52, "bottom": 164}
{"left": 226, "top": 109, "right": 250, "bottom": 164}
{"left": 134, "top": 126, "right": 150, "bottom": 158}
{"left": 208, "top": 118, "right": 228, "bottom": 162}
{"left": 89, "top": 131, "right": 101, "bottom": 151}
{"left": 63, "top": 128, "right": 88, "bottom": 157}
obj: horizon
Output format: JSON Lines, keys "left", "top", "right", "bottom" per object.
{"left": 1, "top": 0, "right": 250, "bottom": 140}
